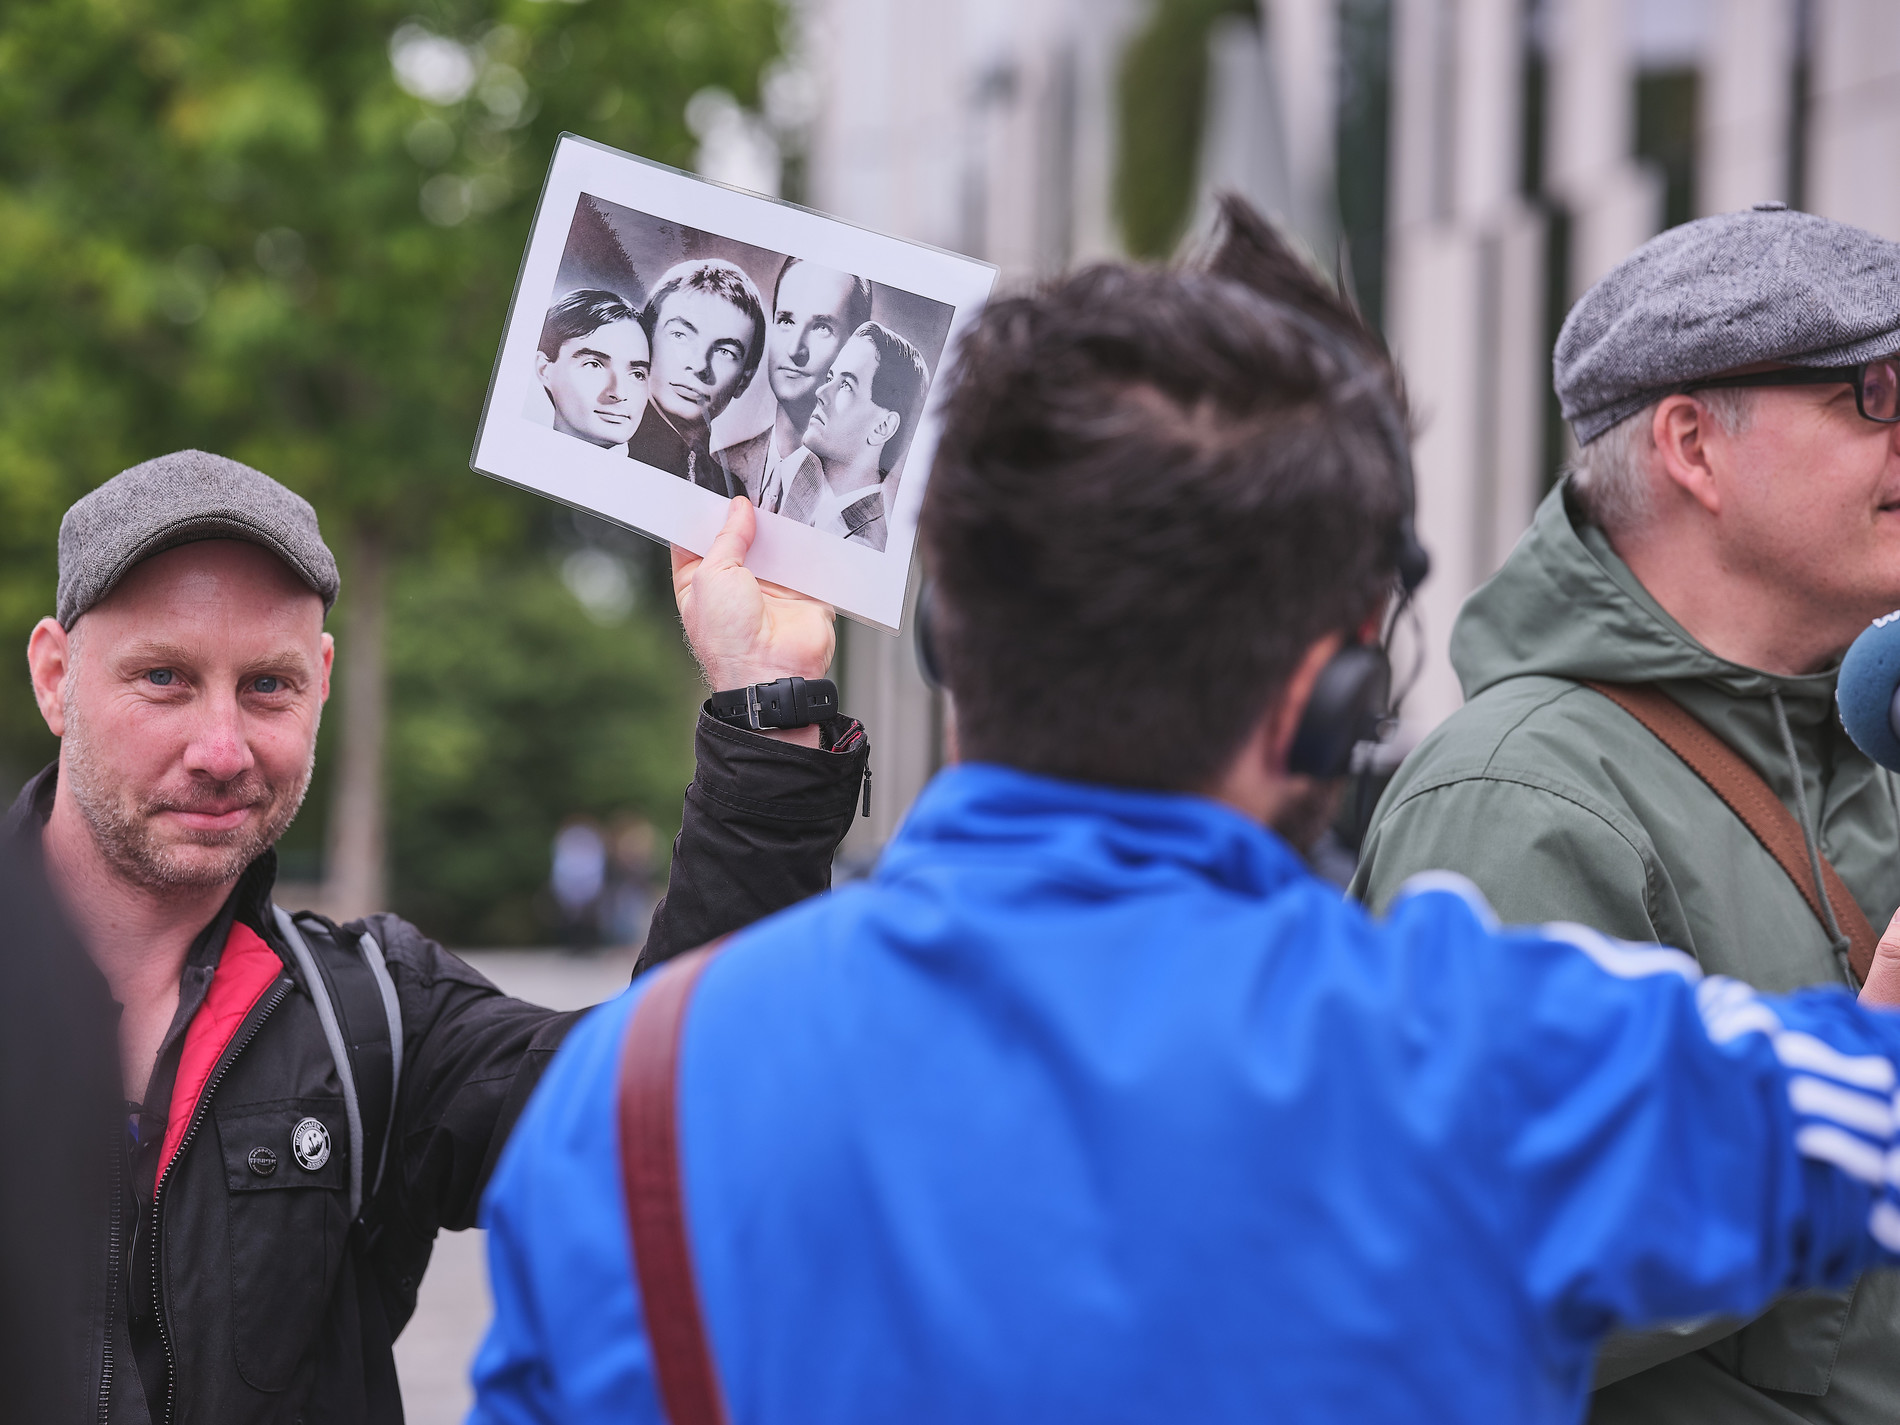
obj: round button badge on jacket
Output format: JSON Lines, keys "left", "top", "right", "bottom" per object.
{"left": 247, "top": 1146, "right": 278, "bottom": 1177}
{"left": 291, "top": 1117, "right": 331, "bottom": 1172}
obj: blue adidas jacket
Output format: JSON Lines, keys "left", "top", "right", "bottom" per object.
{"left": 471, "top": 764, "right": 1900, "bottom": 1424}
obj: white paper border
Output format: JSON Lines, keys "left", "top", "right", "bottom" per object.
{"left": 471, "top": 134, "right": 997, "bottom": 633}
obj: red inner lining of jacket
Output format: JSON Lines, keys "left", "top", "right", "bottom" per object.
{"left": 157, "top": 921, "right": 282, "bottom": 1185}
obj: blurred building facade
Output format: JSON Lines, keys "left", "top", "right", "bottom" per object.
{"left": 790, "top": 0, "right": 1145, "bottom": 860}
{"left": 1388, "top": 0, "right": 1900, "bottom": 734}
{"left": 731, "top": 0, "right": 1900, "bottom": 850}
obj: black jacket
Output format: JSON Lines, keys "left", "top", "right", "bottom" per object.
{"left": 13, "top": 709, "right": 868, "bottom": 1425}
{"left": 624, "top": 404, "right": 737, "bottom": 497}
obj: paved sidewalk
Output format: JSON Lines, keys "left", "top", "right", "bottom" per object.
{"left": 393, "top": 948, "right": 636, "bottom": 1425}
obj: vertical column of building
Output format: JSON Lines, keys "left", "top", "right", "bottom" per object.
{"left": 1384, "top": 0, "right": 1545, "bottom": 737}
{"left": 804, "top": 0, "right": 964, "bottom": 250}
{"left": 1197, "top": 15, "right": 1295, "bottom": 242}
{"left": 1807, "top": 0, "right": 1900, "bottom": 238}
{"left": 804, "top": 0, "right": 963, "bottom": 863}
{"left": 1544, "top": 0, "right": 1658, "bottom": 294}
{"left": 1067, "top": 0, "right": 1136, "bottom": 265}
{"left": 1698, "top": 0, "right": 1795, "bottom": 215}
{"left": 803, "top": 0, "right": 1139, "bottom": 858}
{"left": 1262, "top": 0, "right": 1338, "bottom": 257}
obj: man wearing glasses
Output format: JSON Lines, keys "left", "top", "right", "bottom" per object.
{"left": 1353, "top": 203, "right": 1900, "bottom": 1422}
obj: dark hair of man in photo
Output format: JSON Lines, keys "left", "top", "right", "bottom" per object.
{"left": 852, "top": 320, "right": 931, "bottom": 477}
{"left": 773, "top": 256, "right": 873, "bottom": 338}
{"left": 641, "top": 258, "right": 768, "bottom": 393}
{"left": 921, "top": 195, "right": 1408, "bottom": 791}
{"left": 538, "top": 288, "right": 641, "bottom": 360}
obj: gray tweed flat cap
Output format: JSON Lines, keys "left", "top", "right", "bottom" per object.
{"left": 1556, "top": 202, "right": 1900, "bottom": 445}
{"left": 57, "top": 450, "right": 339, "bottom": 626}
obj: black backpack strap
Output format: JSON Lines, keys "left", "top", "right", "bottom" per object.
{"left": 270, "top": 905, "right": 403, "bottom": 1220}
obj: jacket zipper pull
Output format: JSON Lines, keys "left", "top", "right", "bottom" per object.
{"left": 861, "top": 765, "right": 872, "bottom": 819}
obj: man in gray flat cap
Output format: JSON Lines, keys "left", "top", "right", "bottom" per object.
{"left": 1353, "top": 204, "right": 1900, "bottom": 1422}
{"left": 12, "top": 450, "right": 869, "bottom": 1424}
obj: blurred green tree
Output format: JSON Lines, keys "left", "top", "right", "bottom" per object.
{"left": 1114, "top": 0, "right": 1256, "bottom": 259}
{"left": 385, "top": 545, "right": 699, "bottom": 946}
{"left": 0, "top": 0, "right": 782, "bottom": 926}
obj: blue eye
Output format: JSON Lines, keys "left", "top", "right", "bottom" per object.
{"left": 148, "top": 669, "right": 175, "bottom": 686}
{"left": 254, "top": 676, "right": 281, "bottom": 694}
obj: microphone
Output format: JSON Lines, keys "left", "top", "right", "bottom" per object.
{"left": 1837, "top": 612, "right": 1900, "bottom": 771}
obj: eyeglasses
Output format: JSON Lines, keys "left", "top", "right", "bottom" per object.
{"left": 1684, "top": 358, "right": 1900, "bottom": 424}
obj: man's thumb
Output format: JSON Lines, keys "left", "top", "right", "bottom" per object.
{"left": 702, "top": 496, "right": 757, "bottom": 572}
{"left": 1861, "top": 907, "right": 1900, "bottom": 1007}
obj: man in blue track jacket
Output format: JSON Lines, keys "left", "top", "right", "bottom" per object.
{"left": 469, "top": 202, "right": 1900, "bottom": 1424}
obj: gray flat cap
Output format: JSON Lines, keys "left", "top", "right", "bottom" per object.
{"left": 57, "top": 450, "right": 339, "bottom": 626}
{"left": 1556, "top": 203, "right": 1900, "bottom": 444}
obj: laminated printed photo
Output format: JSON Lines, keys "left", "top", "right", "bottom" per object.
{"left": 473, "top": 134, "right": 998, "bottom": 632}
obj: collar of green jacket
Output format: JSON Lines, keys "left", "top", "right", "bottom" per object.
{"left": 1452, "top": 481, "right": 1844, "bottom": 759}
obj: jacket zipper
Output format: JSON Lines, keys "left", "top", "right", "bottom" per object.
{"left": 151, "top": 978, "right": 291, "bottom": 1425}
{"left": 99, "top": 1116, "right": 123, "bottom": 1423}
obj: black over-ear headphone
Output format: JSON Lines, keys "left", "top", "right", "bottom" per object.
{"left": 912, "top": 303, "right": 1428, "bottom": 782}
{"left": 1280, "top": 306, "right": 1428, "bottom": 778}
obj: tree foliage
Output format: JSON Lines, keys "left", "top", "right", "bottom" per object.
{"left": 0, "top": 0, "right": 782, "bottom": 933}
{"left": 381, "top": 549, "right": 699, "bottom": 946}
{"left": 1114, "top": 0, "right": 1257, "bottom": 259}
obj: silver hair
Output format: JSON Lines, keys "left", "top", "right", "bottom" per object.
{"left": 1568, "top": 388, "right": 1755, "bottom": 536}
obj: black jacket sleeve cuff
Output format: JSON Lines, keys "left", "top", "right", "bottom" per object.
{"left": 637, "top": 706, "right": 870, "bottom": 972}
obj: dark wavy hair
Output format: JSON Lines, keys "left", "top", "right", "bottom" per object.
{"left": 851, "top": 321, "right": 930, "bottom": 477}
{"left": 920, "top": 198, "right": 1407, "bottom": 790}
{"left": 538, "top": 289, "right": 640, "bottom": 361}
{"left": 641, "top": 259, "right": 767, "bottom": 396}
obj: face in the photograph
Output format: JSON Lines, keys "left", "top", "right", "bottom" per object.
{"left": 805, "top": 332, "right": 901, "bottom": 469}
{"left": 538, "top": 319, "right": 650, "bottom": 447}
{"left": 769, "top": 261, "right": 868, "bottom": 413}
{"left": 651, "top": 287, "right": 758, "bottom": 427}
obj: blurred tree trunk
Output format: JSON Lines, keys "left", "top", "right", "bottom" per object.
{"left": 322, "top": 525, "right": 387, "bottom": 919}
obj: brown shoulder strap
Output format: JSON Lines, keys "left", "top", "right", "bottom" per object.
{"left": 1584, "top": 681, "right": 1877, "bottom": 983}
{"left": 618, "top": 940, "right": 731, "bottom": 1425}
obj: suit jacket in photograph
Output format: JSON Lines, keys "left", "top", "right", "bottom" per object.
{"left": 627, "top": 406, "right": 737, "bottom": 498}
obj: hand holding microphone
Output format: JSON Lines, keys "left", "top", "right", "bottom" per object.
{"left": 1834, "top": 613, "right": 1900, "bottom": 1005}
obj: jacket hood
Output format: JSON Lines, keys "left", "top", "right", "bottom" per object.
{"left": 1451, "top": 483, "right": 1841, "bottom": 718}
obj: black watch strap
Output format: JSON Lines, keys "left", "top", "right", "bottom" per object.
{"left": 707, "top": 676, "right": 839, "bottom": 732}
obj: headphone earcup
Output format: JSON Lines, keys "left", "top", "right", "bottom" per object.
{"left": 1393, "top": 514, "right": 1430, "bottom": 597}
{"left": 1286, "top": 644, "right": 1391, "bottom": 778}
{"left": 914, "top": 580, "right": 944, "bottom": 692}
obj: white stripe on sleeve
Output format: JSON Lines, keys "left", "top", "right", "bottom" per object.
{"left": 1794, "top": 1124, "right": 1889, "bottom": 1185}
{"left": 1390, "top": 871, "right": 1502, "bottom": 931}
{"left": 1774, "top": 1031, "right": 1897, "bottom": 1093}
{"left": 1540, "top": 921, "right": 1702, "bottom": 983}
{"left": 1696, "top": 977, "right": 1784, "bottom": 1045}
{"left": 1789, "top": 1076, "right": 1896, "bottom": 1138}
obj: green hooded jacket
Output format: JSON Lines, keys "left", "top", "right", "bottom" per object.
{"left": 1351, "top": 483, "right": 1900, "bottom": 1424}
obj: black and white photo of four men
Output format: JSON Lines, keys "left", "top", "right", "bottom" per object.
{"left": 534, "top": 255, "right": 931, "bottom": 553}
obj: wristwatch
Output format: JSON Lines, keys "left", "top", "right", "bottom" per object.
{"left": 707, "top": 676, "right": 839, "bottom": 731}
